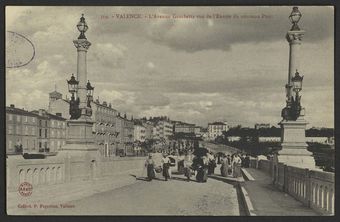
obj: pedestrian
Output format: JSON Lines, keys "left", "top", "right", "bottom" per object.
{"left": 177, "top": 153, "right": 185, "bottom": 174}
{"left": 220, "top": 154, "right": 228, "bottom": 177}
{"left": 233, "top": 154, "right": 242, "bottom": 178}
{"left": 207, "top": 152, "right": 216, "bottom": 175}
{"left": 226, "top": 154, "right": 232, "bottom": 176}
{"left": 244, "top": 154, "right": 250, "bottom": 168}
{"left": 161, "top": 153, "right": 171, "bottom": 181}
{"left": 144, "top": 153, "right": 155, "bottom": 181}
{"left": 183, "top": 152, "right": 192, "bottom": 182}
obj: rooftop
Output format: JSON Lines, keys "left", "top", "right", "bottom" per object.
{"left": 208, "top": 122, "right": 226, "bottom": 126}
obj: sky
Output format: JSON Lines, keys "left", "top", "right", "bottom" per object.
{"left": 5, "top": 6, "right": 334, "bottom": 128}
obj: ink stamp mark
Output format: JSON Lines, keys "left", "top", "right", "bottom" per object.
{"left": 6, "top": 31, "right": 35, "bottom": 68}
{"left": 18, "top": 182, "right": 33, "bottom": 197}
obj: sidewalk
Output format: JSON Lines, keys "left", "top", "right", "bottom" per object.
{"left": 7, "top": 168, "right": 145, "bottom": 215}
{"left": 241, "top": 168, "right": 319, "bottom": 216}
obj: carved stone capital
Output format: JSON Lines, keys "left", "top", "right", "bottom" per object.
{"left": 286, "top": 30, "right": 305, "bottom": 43}
{"left": 73, "top": 39, "right": 91, "bottom": 50}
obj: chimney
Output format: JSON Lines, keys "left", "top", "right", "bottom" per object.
{"left": 103, "top": 101, "right": 107, "bottom": 106}
{"left": 38, "top": 109, "right": 45, "bottom": 116}
{"left": 109, "top": 103, "right": 112, "bottom": 108}
{"left": 10, "top": 104, "right": 15, "bottom": 108}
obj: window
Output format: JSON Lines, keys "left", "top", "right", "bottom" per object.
{"left": 32, "top": 117, "right": 35, "bottom": 123}
{"left": 17, "top": 115, "right": 20, "bottom": 122}
{"left": 25, "top": 116, "right": 28, "bottom": 122}
{"left": 8, "top": 125, "right": 13, "bottom": 134}
{"left": 57, "top": 131, "right": 60, "bottom": 138}
{"left": 39, "top": 129, "right": 42, "bottom": 137}
{"left": 32, "top": 127, "right": 35, "bottom": 136}
{"left": 45, "top": 121, "right": 48, "bottom": 127}
{"left": 51, "top": 130, "right": 54, "bottom": 137}
{"left": 39, "top": 120, "right": 42, "bottom": 126}
{"left": 51, "top": 120, "right": 54, "bottom": 127}
{"left": 45, "top": 129, "right": 48, "bottom": 138}
{"left": 57, "top": 141, "right": 61, "bottom": 148}
{"left": 25, "top": 126, "right": 28, "bottom": 135}
{"left": 8, "top": 140, "right": 12, "bottom": 150}
{"left": 16, "top": 126, "right": 20, "bottom": 135}
{"left": 39, "top": 142, "right": 42, "bottom": 148}
{"left": 9, "top": 114, "right": 13, "bottom": 121}
{"left": 51, "top": 141, "right": 54, "bottom": 149}
{"left": 33, "top": 140, "right": 35, "bottom": 150}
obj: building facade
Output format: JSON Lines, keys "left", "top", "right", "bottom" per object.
{"left": 6, "top": 105, "right": 38, "bottom": 154}
{"left": 208, "top": 122, "right": 228, "bottom": 140}
{"left": 91, "top": 100, "right": 118, "bottom": 157}
{"left": 134, "top": 123, "right": 146, "bottom": 143}
{"left": 48, "top": 90, "right": 70, "bottom": 119}
{"left": 47, "top": 113, "right": 67, "bottom": 152}
{"left": 31, "top": 109, "right": 67, "bottom": 153}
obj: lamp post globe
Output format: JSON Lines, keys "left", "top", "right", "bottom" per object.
{"left": 76, "top": 14, "right": 88, "bottom": 39}
{"left": 289, "top": 6, "right": 302, "bottom": 30}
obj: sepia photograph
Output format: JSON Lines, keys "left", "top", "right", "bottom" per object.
{"left": 5, "top": 5, "right": 334, "bottom": 216}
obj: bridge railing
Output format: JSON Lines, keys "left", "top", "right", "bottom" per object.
{"left": 250, "top": 158, "right": 334, "bottom": 215}
{"left": 7, "top": 153, "right": 158, "bottom": 192}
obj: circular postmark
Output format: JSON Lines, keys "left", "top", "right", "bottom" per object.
{"left": 6, "top": 31, "right": 35, "bottom": 68}
{"left": 18, "top": 182, "right": 33, "bottom": 197}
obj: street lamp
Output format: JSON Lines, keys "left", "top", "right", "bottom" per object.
{"left": 290, "top": 70, "right": 303, "bottom": 120}
{"left": 86, "top": 80, "right": 94, "bottom": 108}
{"left": 76, "top": 14, "right": 88, "bottom": 39}
{"left": 291, "top": 70, "right": 303, "bottom": 93}
{"left": 67, "top": 74, "right": 81, "bottom": 119}
{"left": 289, "top": 6, "right": 302, "bottom": 31}
{"left": 86, "top": 80, "right": 94, "bottom": 97}
{"left": 67, "top": 74, "right": 79, "bottom": 94}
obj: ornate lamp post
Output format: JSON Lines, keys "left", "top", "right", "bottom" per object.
{"left": 73, "top": 14, "right": 92, "bottom": 119}
{"left": 61, "top": 14, "right": 99, "bottom": 167}
{"left": 278, "top": 7, "right": 315, "bottom": 169}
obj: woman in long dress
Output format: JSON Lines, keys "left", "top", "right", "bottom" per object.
{"left": 233, "top": 154, "right": 242, "bottom": 178}
{"left": 220, "top": 155, "right": 228, "bottom": 177}
{"left": 144, "top": 154, "right": 155, "bottom": 181}
{"left": 161, "top": 153, "right": 171, "bottom": 181}
{"left": 183, "top": 153, "right": 192, "bottom": 182}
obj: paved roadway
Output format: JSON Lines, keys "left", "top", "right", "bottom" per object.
{"left": 27, "top": 169, "right": 241, "bottom": 215}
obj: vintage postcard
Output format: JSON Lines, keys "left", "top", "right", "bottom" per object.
{"left": 5, "top": 6, "right": 334, "bottom": 216}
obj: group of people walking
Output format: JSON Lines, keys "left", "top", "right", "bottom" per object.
{"left": 143, "top": 150, "right": 248, "bottom": 182}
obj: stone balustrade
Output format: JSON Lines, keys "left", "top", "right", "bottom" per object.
{"left": 7, "top": 155, "right": 66, "bottom": 191}
{"left": 7, "top": 153, "right": 161, "bottom": 192}
{"left": 250, "top": 158, "right": 334, "bottom": 215}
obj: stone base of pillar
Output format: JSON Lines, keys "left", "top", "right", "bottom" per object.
{"left": 278, "top": 118, "right": 316, "bottom": 169}
{"left": 65, "top": 119, "right": 95, "bottom": 148}
{"left": 59, "top": 118, "right": 101, "bottom": 181}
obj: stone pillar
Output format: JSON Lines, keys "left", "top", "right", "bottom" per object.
{"left": 59, "top": 14, "right": 100, "bottom": 181}
{"left": 73, "top": 39, "right": 91, "bottom": 119}
{"left": 279, "top": 8, "right": 315, "bottom": 169}
{"left": 286, "top": 30, "right": 304, "bottom": 101}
